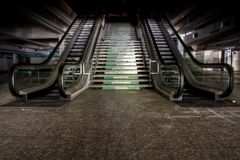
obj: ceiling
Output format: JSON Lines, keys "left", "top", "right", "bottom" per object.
{"left": 64, "top": 0, "right": 195, "bottom": 15}
{"left": 0, "top": 0, "right": 239, "bottom": 52}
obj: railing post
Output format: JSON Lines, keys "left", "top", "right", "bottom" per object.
{"left": 38, "top": 68, "right": 40, "bottom": 85}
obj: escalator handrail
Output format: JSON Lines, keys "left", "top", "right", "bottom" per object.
{"left": 38, "top": 16, "right": 78, "bottom": 64}
{"left": 8, "top": 16, "right": 84, "bottom": 97}
{"left": 58, "top": 17, "right": 98, "bottom": 97}
{"left": 58, "top": 16, "right": 105, "bottom": 98}
{"left": 140, "top": 17, "right": 184, "bottom": 98}
{"left": 162, "top": 15, "right": 234, "bottom": 97}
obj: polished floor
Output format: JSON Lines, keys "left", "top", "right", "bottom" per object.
{"left": 1, "top": 87, "right": 240, "bottom": 159}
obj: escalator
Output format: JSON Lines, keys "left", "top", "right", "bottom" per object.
{"left": 139, "top": 16, "right": 234, "bottom": 100}
{"left": 8, "top": 16, "right": 97, "bottom": 100}
{"left": 57, "top": 16, "right": 105, "bottom": 100}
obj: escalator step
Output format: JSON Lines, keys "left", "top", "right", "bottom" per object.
{"left": 158, "top": 48, "right": 170, "bottom": 51}
{"left": 68, "top": 54, "right": 83, "bottom": 57}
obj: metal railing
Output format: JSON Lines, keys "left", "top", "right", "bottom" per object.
{"left": 91, "top": 20, "right": 108, "bottom": 84}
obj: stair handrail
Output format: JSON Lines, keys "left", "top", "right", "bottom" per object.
{"left": 91, "top": 18, "right": 108, "bottom": 83}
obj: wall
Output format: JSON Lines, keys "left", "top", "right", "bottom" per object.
{"left": 0, "top": 58, "right": 8, "bottom": 71}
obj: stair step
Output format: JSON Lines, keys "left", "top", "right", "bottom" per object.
{"left": 93, "top": 79, "right": 149, "bottom": 85}
{"left": 94, "top": 58, "right": 143, "bottom": 61}
{"left": 93, "top": 55, "right": 142, "bottom": 59}
{"left": 93, "top": 74, "right": 149, "bottom": 79}
{"left": 93, "top": 79, "right": 149, "bottom": 82}
{"left": 93, "top": 62, "right": 145, "bottom": 65}
{"left": 91, "top": 84, "right": 152, "bottom": 90}
{"left": 102, "top": 40, "right": 141, "bottom": 43}
{"left": 97, "top": 48, "right": 141, "bottom": 51}
{"left": 96, "top": 66, "right": 147, "bottom": 70}
{"left": 95, "top": 70, "right": 148, "bottom": 74}
{"left": 96, "top": 45, "right": 141, "bottom": 48}
{"left": 99, "top": 44, "right": 141, "bottom": 46}
{"left": 95, "top": 51, "right": 142, "bottom": 54}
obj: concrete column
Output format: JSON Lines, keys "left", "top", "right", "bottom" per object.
{"left": 12, "top": 54, "right": 18, "bottom": 64}
{"left": 232, "top": 51, "right": 240, "bottom": 71}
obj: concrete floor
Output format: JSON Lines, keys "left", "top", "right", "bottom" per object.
{"left": 1, "top": 72, "right": 240, "bottom": 159}
{"left": 1, "top": 88, "right": 240, "bottom": 160}
{"left": 0, "top": 73, "right": 15, "bottom": 106}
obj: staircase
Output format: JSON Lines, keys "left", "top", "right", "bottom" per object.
{"left": 91, "top": 22, "right": 152, "bottom": 90}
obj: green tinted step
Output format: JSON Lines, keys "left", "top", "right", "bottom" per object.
{"left": 105, "top": 59, "right": 137, "bottom": 62}
{"left": 94, "top": 79, "right": 149, "bottom": 83}
{"left": 102, "top": 80, "right": 139, "bottom": 85}
{"left": 103, "top": 46, "right": 136, "bottom": 49}
{"left": 102, "top": 71, "right": 138, "bottom": 74}
{"left": 102, "top": 85, "right": 140, "bottom": 90}
{"left": 94, "top": 62, "right": 144, "bottom": 65}
{"left": 102, "top": 42, "right": 140, "bottom": 45}
{"left": 107, "top": 49, "right": 135, "bottom": 52}
{"left": 94, "top": 55, "right": 137, "bottom": 59}
{"left": 96, "top": 66, "right": 147, "bottom": 70}
{"left": 103, "top": 75, "right": 139, "bottom": 80}
{"left": 100, "top": 44, "right": 140, "bottom": 46}
{"left": 103, "top": 66, "right": 138, "bottom": 70}
{"left": 106, "top": 55, "right": 136, "bottom": 58}
{"left": 96, "top": 52, "right": 139, "bottom": 54}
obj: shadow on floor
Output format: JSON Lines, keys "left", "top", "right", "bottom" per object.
{"left": 176, "top": 99, "right": 240, "bottom": 107}
{"left": 1, "top": 100, "right": 67, "bottom": 107}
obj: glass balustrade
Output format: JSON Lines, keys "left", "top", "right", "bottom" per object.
{"left": 10, "top": 18, "right": 81, "bottom": 95}
{"left": 160, "top": 17, "right": 232, "bottom": 95}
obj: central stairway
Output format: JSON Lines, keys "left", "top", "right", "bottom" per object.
{"left": 91, "top": 22, "right": 152, "bottom": 90}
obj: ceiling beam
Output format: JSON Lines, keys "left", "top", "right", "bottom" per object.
{"left": 170, "top": 7, "right": 195, "bottom": 26}
{"left": 18, "top": 5, "right": 65, "bottom": 34}
{"left": 0, "top": 33, "right": 54, "bottom": 49}
{"left": 0, "top": 42, "right": 50, "bottom": 55}
{"left": 177, "top": 8, "right": 225, "bottom": 33}
{"left": 42, "top": 4, "right": 72, "bottom": 25}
